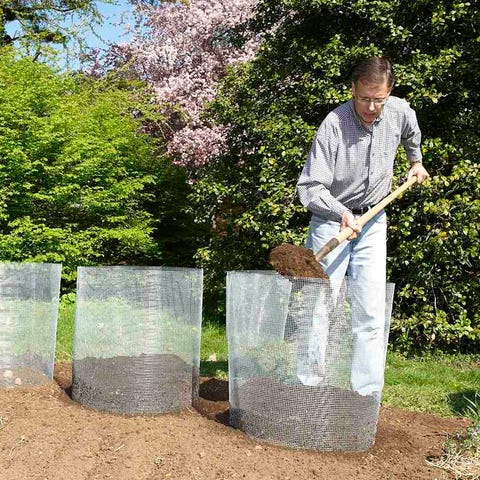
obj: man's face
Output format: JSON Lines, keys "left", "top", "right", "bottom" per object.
{"left": 351, "top": 79, "right": 392, "bottom": 127}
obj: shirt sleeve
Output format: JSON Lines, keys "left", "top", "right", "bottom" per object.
{"left": 296, "top": 119, "right": 349, "bottom": 222}
{"left": 401, "top": 105, "right": 423, "bottom": 162}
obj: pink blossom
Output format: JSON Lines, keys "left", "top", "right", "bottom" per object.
{"left": 112, "top": 0, "right": 260, "bottom": 169}
{"left": 167, "top": 125, "right": 229, "bottom": 169}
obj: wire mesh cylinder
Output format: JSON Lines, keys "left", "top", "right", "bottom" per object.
{"left": 72, "top": 266, "right": 203, "bottom": 414}
{"left": 227, "top": 271, "right": 395, "bottom": 451}
{"left": 0, "top": 262, "right": 62, "bottom": 388}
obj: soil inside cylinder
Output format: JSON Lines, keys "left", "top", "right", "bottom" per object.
{"left": 230, "top": 376, "right": 379, "bottom": 451}
{"left": 72, "top": 353, "right": 195, "bottom": 414}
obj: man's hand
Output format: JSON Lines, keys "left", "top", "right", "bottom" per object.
{"left": 341, "top": 211, "right": 362, "bottom": 240}
{"left": 408, "top": 162, "right": 430, "bottom": 183}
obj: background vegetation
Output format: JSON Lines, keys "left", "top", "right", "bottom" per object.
{"left": 0, "top": 0, "right": 479, "bottom": 354}
{"left": 0, "top": 0, "right": 102, "bottom": 62}
{"left": 0, "top": 49, "right": 161, "bottom": 285}
{"left": 189, "top": 0, "right": 480, "bottom": 351}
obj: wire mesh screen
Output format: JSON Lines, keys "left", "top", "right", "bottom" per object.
{"left": 72, "top": 266, "right": 203, "bottom": 414}
{"left": 0, "top": 262, "right": 62, "bottom": 388}
{"left": 227, "top": 271, "right": 395, "bottom": 451}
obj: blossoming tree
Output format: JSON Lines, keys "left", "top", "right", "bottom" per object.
{"left": 110, "top": 0, "right": 259, "bottom": 170}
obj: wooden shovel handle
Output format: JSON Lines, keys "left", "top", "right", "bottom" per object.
{"left": 314, "top": 176, "right": 418, "bottom": 262}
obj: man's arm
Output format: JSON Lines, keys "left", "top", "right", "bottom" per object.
{"left": 297, "top": 121, "right": 351, "bottom": 222}
{"left": 401, "top": 105, "right": 430, "bottom": 183}
{"left": 297, "top": 119, "right": 361, "bottom": 238}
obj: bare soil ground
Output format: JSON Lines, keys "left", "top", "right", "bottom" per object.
{"left": 0, "top": 362, "right": 470, "bottom": 480}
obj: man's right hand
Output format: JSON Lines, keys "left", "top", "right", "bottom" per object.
{"left": 408, "top": 162, "right": 430, "bottom": 183}
{"left": 341, "top": 211, "right": 362, "bottom": 240}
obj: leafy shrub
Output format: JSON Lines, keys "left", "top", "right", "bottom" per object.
{"left": 190, "top": 0, "right": 480, "bottom": 351}
{"left": 0, "top": 49, "right": 162, "bottom": 284}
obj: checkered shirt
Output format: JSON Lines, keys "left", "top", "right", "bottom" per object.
{"left": 297, "top": 96, "right": 422, "bottom": 222}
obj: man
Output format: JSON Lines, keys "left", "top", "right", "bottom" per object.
{"left": 295, "top": 56, "right": 429, "bottom": 396}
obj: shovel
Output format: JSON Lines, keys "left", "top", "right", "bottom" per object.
{"left": 269, "top": 176, "right": 418, "bottom": 278}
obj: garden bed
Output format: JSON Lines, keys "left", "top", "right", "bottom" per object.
{"left": 0, "top": 362, "right": 470, "bottom": 480}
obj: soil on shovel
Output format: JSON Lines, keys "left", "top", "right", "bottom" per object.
{"left": 0, "top": 362, "right": 471, "bottom": 480}
{"left": 72, "top": 353, "right": 195, "bottom": 414}
{"left": 269, "top": 243, "right": 328, "bottom": 278}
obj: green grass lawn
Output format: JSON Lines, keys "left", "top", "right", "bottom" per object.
{"left": 383, "top": 352, "right": 480, "bottom": 419}
{"left": 55, "top": 302, "right": 76, "bottom": 362}
{"left": 56, "top": 304, "right": 480, "bottom": 420}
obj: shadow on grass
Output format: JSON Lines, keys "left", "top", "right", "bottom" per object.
{"left": 200, "top": 360, "right": 228, "bottom": 378}
{"left": 447, "top": 390, "right": 480, "bottom": 420}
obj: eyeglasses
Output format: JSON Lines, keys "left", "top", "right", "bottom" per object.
{"left": 355, "top": 96, "right": 389, "bottom": 106}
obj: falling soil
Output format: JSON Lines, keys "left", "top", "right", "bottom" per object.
{"left": 230, "top": 377, "right": 379, "bottom": 451}
{"left": 0, "top": 362, "right": 470, "bottom": 480}
{"left": 72, "top": 353, "right": 196, "bottom": 414}
{"left": 269, "top": 243, "right": 328, "bottom": 279}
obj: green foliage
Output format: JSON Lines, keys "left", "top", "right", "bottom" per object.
{"left": 56, "top": 295, "right": 75, "bottom": 362}
{"left": 455, "top": 392, "right": 480, "bottom": 423}
{"left": 389, "top": 155, "right": 480, "bottom": 352}
{"left": 150, "top": 162, "right": 210, "bottom": 270}
{"left": 190, "top": 0, "right": 480, "bottom": 351}
{"left": 239, "top": 340, "right": 297, "bottom": 381}
{"left": 200, "top": 320, "right": 228, "bottom": 362}
{"left": 73, "top": 299, "right": 200, "bottom": 360}
{"left": 0, "top": 48, "right": 164, "bottom": 285}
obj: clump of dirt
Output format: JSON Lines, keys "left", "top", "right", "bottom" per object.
{"left": 196, "top": 377, "right": 230, "bottom": 424}
{"left": 269, "top": 243, "right": 328, "bottom": 279}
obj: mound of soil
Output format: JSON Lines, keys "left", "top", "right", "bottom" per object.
{"left": 1, "top": 367, "right": 50, "bottom": 388}
{"left": 0, "top": 362, "right": 469, "bottom": 480}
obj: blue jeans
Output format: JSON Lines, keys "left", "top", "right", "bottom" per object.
{"left": 304, "top": 211, "right": 388, "bottom": 395}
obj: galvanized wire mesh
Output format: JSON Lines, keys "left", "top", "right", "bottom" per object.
{"left": 227, "top": 271, "right": 395, "bottom": 451}
{"left": 72, "top": 266, "right": 203, "bottom": 414}
{"left": 0, "top": 262, "right": 62, "bottom": 388}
